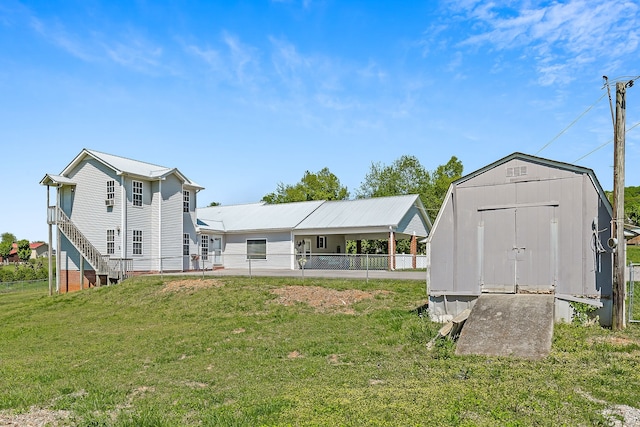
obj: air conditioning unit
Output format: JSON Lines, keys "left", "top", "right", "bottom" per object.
{"left": 105, "top": 199, "right": 115, "bottom": 207}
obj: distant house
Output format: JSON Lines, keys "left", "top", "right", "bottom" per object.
{"left": 30, "top": 242, "right": 49, "bottom": 259}
{"left": 427, "top": 152, "right": 613, "bottom": 325}
{"left": 0, "top": 242, "right": 47, "bottom": 263}
{"left": 41, "top": 149, "right": 432, "bottom": 293}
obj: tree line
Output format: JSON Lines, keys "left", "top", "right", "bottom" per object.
{"left": 259, "top": 154, "right": 464, "bottom": 255}
{"left": 0, "top": 233, "right": 49, "bottom": 283}
{"left": 260, "top": 154, "right": 464, "bottom": 214}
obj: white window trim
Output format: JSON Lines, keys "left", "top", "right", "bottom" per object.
{"left": 106, "top": 180, "right": 115, "bottom": 200}
{"left": 201, "top": 235, "right": 209, "bottom": 260}
{"left": 183, "top": 233, "right": 190, "bottom": 256}
{"left": 107, "top": 229, "right": 115, "bottom": 255}
{"left": 132, "top": 230, "right": 143, "bottom": 256}
{"left": 132, "top": 180, "right": 143, "bottom": 207}
{"left": 183, "top": 190, "right": 190, "bottom": 213}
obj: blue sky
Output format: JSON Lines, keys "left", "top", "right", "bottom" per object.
{"left": 1, "top": 0, "right": 639, "bottom": 242}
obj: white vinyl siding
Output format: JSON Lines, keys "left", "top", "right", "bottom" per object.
{"left": 62, "top": 158, "right": 122, "bottom": 269}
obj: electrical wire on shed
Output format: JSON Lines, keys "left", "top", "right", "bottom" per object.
{"left": 574, "top": 121, "right": 640, "bottom": 163}
{"left": 535, "top": 92, "right": 607, "bottom": 156}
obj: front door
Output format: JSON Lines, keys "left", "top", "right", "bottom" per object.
{"left": 480, "top": 206, "right": 557, "bottom": 293}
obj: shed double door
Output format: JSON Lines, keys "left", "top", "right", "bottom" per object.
{"left": 479, "top": 205, "right": 557, "bottom": 293}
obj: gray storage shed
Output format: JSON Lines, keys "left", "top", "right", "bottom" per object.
{"left": 427, "top": 152, "right": 613, "bottom": 325}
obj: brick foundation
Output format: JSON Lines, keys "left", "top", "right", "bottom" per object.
{"left": 58, "top": 270, "right": 99, "bottom": 293}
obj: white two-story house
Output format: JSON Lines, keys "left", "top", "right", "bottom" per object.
{"left": 41, "top": 149, "right": 203, "bottom": 293}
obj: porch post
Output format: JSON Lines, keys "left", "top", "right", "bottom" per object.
{"left": 47, "top": 185, "right": 53, "bottom": 296}
{"left": 388, "top": 228, "right": 395, "bottom": 271}
{"left": 411, "top": 232, "right": 417, "bottom": 269}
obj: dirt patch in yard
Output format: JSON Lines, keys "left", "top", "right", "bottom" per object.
{"left": 161, "top": 278, "right": 224, "bottom": 293}
{"left": 270, "top": 286, "right": 389, "bottom": 314}
{"left": 0, "top": 408, "right": 70, "bottom": 427}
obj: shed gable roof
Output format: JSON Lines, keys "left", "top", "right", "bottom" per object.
{"left": 428, "top": 152, "right": 613, "bottom": 242}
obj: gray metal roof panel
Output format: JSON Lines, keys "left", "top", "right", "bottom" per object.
{"left": 59, "top": 149, "right": 204, "bottom": 189}
{"left": 39, "top": 174, "right": 76, "bottom": 186}
{"left": 295, "top": 194, "right": 421, "bottom": 230}
{"left": 197, "top": 201, "right": 324, "bottom": 232}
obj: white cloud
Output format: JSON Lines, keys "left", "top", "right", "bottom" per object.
{"left": 30, "top": 17, "right": 97, "bottom": 62}
{"left": 28, "top": 12, "right": 166, "bottom": 74}
{"left": 456, "top": 0, "right": 640, "bottom": 85}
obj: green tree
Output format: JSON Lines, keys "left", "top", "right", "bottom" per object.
{"left": 16, "top": 239, "right": 31, "bottom": 263}
{"left": 353, "top": 155, "right": 462, "bottom": 255}
{"left": 356, "top": 155, "right": 463, "bottom": 213}
{"left": 605, "top": 186, "right": 640, "bottom": 225}
{"left": 262, "top": 167, "right": 349, "bottom": 204}
{"left": 0, "top": 232, "right": 14, "bottom": 261}
{"left": 0, "top": 241, "right": 11, "bottom": 261}
{"left": 1, "top": 232, "right": 16, "bottom": 245}
{"left": 208, "top": 201, "right": 221, "bottom": 207}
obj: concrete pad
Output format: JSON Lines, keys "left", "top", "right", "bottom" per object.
{"left": 455, "top": 294, "right": 554, "bottom": 360}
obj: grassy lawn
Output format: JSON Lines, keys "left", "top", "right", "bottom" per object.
{"left": 628, "top": 245, "right": 640, "bottom": 264}
{"left": 1, "top": 276, "right": 639, "bottom": 426}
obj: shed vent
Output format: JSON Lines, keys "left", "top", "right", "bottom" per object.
{"left": 506, "top": 166, "right": 527, "bottom": 177}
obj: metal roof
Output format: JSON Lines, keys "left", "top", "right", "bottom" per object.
{"left": 54, "top": 148, "right": 203, "bottom": 189}
{"left": 39, "top": 174, "right": 77, "bottom": 186}
{"left": 196, "top": 195, "right": 431, "bottom": 235}
{"left": 295, "top": 194, "right": 425, "bottom": 230}
{"left": 197, "top": 201, "right": 324, "bottom": 232}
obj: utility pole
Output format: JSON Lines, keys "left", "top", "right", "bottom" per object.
{"left": 612, "top": 81, "right": 626, "bottom": 330}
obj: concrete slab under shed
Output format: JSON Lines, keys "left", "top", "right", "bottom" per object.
{"left": 455, "top": 294, "right": 554, "bottom": 359}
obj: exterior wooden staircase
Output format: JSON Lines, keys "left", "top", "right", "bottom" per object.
{"left": 49, "top": 206, "right": 124, "bottom": 285}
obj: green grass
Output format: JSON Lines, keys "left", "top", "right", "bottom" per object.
{"left": 628, "top": 246, "right": 640, "bottom": 264}
{"left": 1, "top": 276, "right": 640, "bottom": 426}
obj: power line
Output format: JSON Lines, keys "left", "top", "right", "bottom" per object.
{"left": 573, "top": 121, "right": 640, "bottom": 163}
{"left": 535, "top": 92, "right": 607, "bottom": 155}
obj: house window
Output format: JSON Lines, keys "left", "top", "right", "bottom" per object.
{"left": 133, "top": 181, "right": 143, "bottom": 207}
{"left": 132, "top": 230, "right": 143, "bottom": 255}
{"left": 317, "top": 236, "right": 327, "bottom": 249}
{"left": 247, "top": 239, "right": 266, "bottom": 260}
{"left": 201, "top": 235, "right": 209, "bottom": 260}
{"left": 106, "top": 180, "right": 115, "bottom": 200}
{"left": 183, "top": 233, "right": 190, "bottom": 256}
{"left": 107, "top": 229, "right": 115, "bottom": 255}
{"left": 183, "top": 190, "right": 190, "bottom": 212}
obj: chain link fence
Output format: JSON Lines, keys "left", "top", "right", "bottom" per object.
{"left": 1, "top": 279, "right": 50, "bottom": 294}
{"left": 102, "top": 252, "right": 426, "bottom": 282}
{"left": 629, "top": 263, "right": 640, "bottom": 323}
